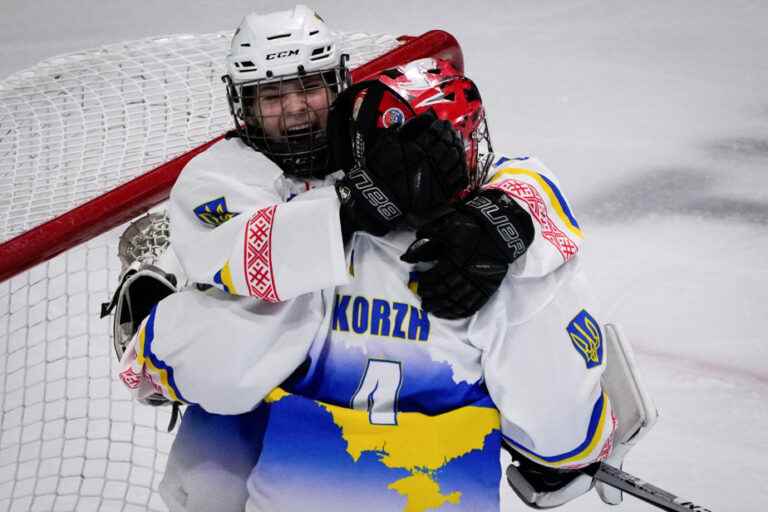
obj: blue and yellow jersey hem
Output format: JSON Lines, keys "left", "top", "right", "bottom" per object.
{"left": 502, "top": 392, "right": 609, "bottom": 468}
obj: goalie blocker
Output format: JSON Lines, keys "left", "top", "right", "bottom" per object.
{"left": 506, "top": 323, "right": 659, "bottom": 508}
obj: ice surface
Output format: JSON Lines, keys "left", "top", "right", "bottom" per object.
{"left": 1, "top": 0, "right": 766, "bottom": 510}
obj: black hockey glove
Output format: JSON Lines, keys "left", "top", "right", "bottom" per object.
{"left": 366, "top": 111, "right": 469, "bottom": 217}
{"left": 335, "top": 112, "right": 468, "bottom": 240}
{"left": 504, "top": 443, "right": 596, "bottom": 508}
{"left": 400, "top": 189, "right": 534, "bottom": 319}
{"left": 335, "top": 166, "right": 404, "bottom": 241}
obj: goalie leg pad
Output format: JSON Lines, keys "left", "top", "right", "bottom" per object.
{"left": 597, "top": 323, "right": 659, "bottom": 505}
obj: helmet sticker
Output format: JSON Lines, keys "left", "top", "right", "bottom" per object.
{"left": 382, "top": 107, "right": 405, "bottom": 128}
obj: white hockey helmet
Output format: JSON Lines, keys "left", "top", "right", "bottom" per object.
{"left": 226, "top": 5, "right": 338, "bottom": 84}
{"left": 223, "top": 5, "right": 349, "bottom": 177}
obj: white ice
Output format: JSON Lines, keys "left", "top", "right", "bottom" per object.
{"left": 1, "top": 1, "right": 765, "bottom": 510}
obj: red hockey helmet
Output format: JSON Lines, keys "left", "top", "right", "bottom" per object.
{"left": 330, "top": 58, "right": 493, "bottom": 188}
{"left": 380, "top": 59, "right": 491, "bottom": 184}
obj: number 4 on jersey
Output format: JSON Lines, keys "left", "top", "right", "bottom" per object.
{"left": 351, "top": 359, "right": 403, "bottom": 425}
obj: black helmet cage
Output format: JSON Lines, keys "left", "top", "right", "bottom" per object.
{"left": 223, "top": 55, "right": 350, "bottom": 178}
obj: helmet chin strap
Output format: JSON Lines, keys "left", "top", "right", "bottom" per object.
{"left": 271, "top": 146, "right": 330, "bottom": 179}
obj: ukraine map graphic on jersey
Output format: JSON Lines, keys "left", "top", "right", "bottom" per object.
{"left": 244, "top": 339, "right": 503, "bottom": 512}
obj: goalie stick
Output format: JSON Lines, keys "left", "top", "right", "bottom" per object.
{"left": 583, "top": 463, "right": 715, "bottom": 512}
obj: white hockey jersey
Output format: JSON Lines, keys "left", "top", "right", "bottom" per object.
{"left": 118, "top": 137, "right": 610, "bottom": 512}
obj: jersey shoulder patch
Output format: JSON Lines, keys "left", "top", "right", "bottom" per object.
{"left": 566, "top": 309, "right": 603, "bottom": 369}
{"left": 193, "top": 197, "right": 239, "bottom": 227}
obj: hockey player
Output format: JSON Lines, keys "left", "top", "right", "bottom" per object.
{"left": 112, "top": 5, "right": 649, "bottom": 512}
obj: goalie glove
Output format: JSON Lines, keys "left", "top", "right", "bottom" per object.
{"left": 101, "top": 212, "right": 185, "bottom": 426}
{"left": 102, "top": 212, "right": 184, "bottom": 361}
{"left": 400, "top": 189, "right": 534, "bottom": 319}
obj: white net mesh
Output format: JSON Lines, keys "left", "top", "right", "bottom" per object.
{"left": 0, "top": 31, "right": 400, "bottom": 243}
{"left": 1, "top": 226, "right": 173, "bottom": 512}
{"left": 0, "top": 31, "right": 401, "bottom": 512}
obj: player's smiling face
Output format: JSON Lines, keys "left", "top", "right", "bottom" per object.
{"left": 246, "top": 75, "right": 333, "bottom": 141}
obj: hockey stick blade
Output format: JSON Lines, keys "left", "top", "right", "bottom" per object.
{"left": 584, "top": 463, "right": 714, "bottom": 512}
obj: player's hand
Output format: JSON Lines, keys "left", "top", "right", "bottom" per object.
{"left": 335, "top": 166, "right": 404, "bottom": 241}
{"left": 400, "top": 189, "right": 534, "bottom": 319}
{"left": 335, "top": 112, "right": 468, "bottom": 241}
{"left": 365, "top": 111, "right": 468, "bottom": 218}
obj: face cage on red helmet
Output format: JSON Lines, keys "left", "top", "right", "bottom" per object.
{"left": 463, "top": 113, "right": 493, "bottom": 190}
{"left": 223, "top": 62, "right": 348, "bottom": 178}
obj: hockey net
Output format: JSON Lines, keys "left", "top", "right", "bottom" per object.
{"left": 0, "top": 30, "right": 461, "bottom": 511}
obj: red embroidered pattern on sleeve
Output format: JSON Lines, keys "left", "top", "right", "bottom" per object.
{"left": 486, "top": 180, "right": 578, "bottom": 261}
{"left": 119, "top": 367, "right": 142, "bottom": 389}
{"left": 244, "top": 205, "right": 280, "bottom": 302}
{"left": 119, "top": 366, "right": 164, "bottom": 396}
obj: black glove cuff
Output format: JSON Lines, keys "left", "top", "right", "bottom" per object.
{"left": 503, "top": 442, "right": 585, "bottom": 493}
{"left": 335, "top": 169, "right": 402, "bottom": 241}
{"left": 458, "top": 189, "right": 535, "bottom": 263}
{"left": 343, "top": 166, "right": 403, "bottom": 224}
